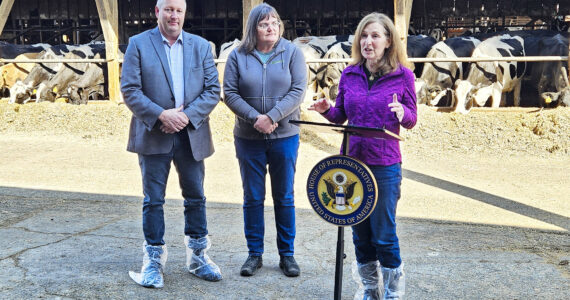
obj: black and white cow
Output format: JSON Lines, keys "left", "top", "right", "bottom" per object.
{"left": 293, "top": 35, "right": 352, "bottom": 93}
{"left": 523, "top": 34, "right": 569, "bottom": 107}
{"left": 0, "top": 42, "right": 49, "bottom": 59}
{"left": 0, "top": 42, "right": 49, "bottom": 97}
{"left": 416, "top": 36, "right": 481, "bottom": 107}
{"left": 407, "top": 34, "right": 437, "bottom": 79}
{"left": 315, "top": 38, "right": 353, "bottom": 101}
{"left": 67, "top": 44, "right": 128, "bottom": 104}
{"left": 37, "top": 44, "right": 106, "bottom": 103}
{"left": 216, "top": 39, "right": 241, "bottom": 100}
{"left": 9, "top": 44, "right": 80, "bottom": 104}
{"left": 454, "top": 34, "right": 526, "bottom": 112}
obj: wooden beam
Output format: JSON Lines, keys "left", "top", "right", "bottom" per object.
{"left": 94, "top": 0, "right": 121, "bottom": 104}
{"left": 394, "top": 0, "right": 409, "bottom": 56}
{"left": 0, "top": 0, "right": 15, "bottom": 37}
{"left": 405, "top": 0, "right": 413, "bottom": 34}
{"left": 243, "top": 0, "right": 263, "bottom": 36}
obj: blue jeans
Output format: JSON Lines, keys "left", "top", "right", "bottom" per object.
{"left": 138, "top": 131, "right": 207, "bottom": 246}
{"left": 234, "top": 135, "right": 299, "bottom": 257}
{"left": 352, "top": 163, "right": 402, "bottom": 268}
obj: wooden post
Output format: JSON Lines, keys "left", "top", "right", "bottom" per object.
{"left": 405, "top": 0, "right": 413, "bottom": 35}
{"left": 243, "top": 0, "right": 264, "bottom": 36}
{"left": 94, "top": 0, "right": 121, "bottom": 104}
{"left": 0, "top": 0, "right": 15, "bottom": 37}
{"left": 394, "top": 0, "right": 411, "bottom": 55}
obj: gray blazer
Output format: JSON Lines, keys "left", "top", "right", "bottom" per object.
{"left": 121, "top": 27, "right": 220, "bottom": 160}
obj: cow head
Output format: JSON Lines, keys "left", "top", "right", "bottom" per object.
{"left": 453, "top": 80, "right": 475, "bottom": 114}
{"left": 540, "top": 87, "right": 570, "bottom": 108}
{"left": 67, "top": 84, "right": 90, "bottom": 104}
{"left": 8, "top": 81, "right": 33, "bottom": 104}
{"left": 36, "top": 83, "right": 58, "bottom": 102}
{"left": 414, "top": 78, "right": 428, "bottom": 104}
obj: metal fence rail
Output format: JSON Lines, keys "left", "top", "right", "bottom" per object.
{"left": 1, "top": 56, "right": 568, "bottom": 65}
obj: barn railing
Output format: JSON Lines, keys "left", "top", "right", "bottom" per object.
{"left": 1, "top": 56, "right": 567, "bottom": 66}
{"left": 300, "top": 57, "right": 569, "bottom": 63}
{"left": 0, "top": 58, "right": 110, "bottom": 63}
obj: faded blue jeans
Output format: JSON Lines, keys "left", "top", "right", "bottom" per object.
{"left": 234, "top": 135, "right": 299, "bottom": 257}
{"left": 352, "top": 163, "right": 402, "bottom": 268}
{"left": 138, "top": 131, "right": 208, "bottom": 246}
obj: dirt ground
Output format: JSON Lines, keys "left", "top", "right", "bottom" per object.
{"left": 0, "top": 99, "right": 569, "bottom": 279}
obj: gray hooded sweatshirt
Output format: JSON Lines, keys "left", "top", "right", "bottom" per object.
{"left": 223, "top": 38, "right": 307, "bottom": 140}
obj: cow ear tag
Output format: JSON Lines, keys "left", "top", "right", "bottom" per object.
{"left": 545, "top": 96, "right": 552, "bottom": 104}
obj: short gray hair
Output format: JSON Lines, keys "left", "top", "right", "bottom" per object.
{"left": 239, "top": 3, "right": 284, "bottom": 53}
{"left": 156, "top": 0, "right": 186, "bottom": 9}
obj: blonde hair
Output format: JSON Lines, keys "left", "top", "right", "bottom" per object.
{"left": 350, "top": 12, "right": 411, "bottom": 74}
{"left": 239, "top": 3, "right": 284, "bottom": 53}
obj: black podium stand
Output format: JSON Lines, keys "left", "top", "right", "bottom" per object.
{"left": 290, "top": 120, "right": 402, "bottom": 300}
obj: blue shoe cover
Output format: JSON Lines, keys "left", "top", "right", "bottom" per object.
{"left": 185, "top": 236, "right": 222, "bottom": 282}
{"left": 129, "top": 242, "right": 167, "bottom": 288}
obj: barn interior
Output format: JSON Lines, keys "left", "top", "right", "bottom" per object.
{"left": 0, "top": 0, "right": 568, "bottom": 50}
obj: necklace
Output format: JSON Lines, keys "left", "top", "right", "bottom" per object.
{"left": 368, "top": 71, "right": 381, "bottom": 81}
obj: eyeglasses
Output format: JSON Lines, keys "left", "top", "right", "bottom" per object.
{"left": 257, "top": 21, "right": 280, "bottom": 30}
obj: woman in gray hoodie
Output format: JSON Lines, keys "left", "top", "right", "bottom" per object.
{"left": 223, "top": 3, "right": 307, "bottom": 278}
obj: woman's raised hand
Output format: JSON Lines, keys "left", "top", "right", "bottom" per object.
{"left": 308, "top": 98, "right": 331, "bottom": 114}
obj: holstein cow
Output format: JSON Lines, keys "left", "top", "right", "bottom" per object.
{"left": 454, "top": 34, "right": 526, "bottom": 113}
{"left": 315, "top": 39, "right": 352, "bottom": 102}
{"left": 417, "top": 36, "right": 481, "bottom": 107}
{"left": 0, "top": 53, "right": 41, "bottom": 97}
{"left": 292, "top": 35, "right": 344, "bottom": 122}
{"left": 524, "top": 34, "right": 570, "bottom": 107}
{"left": 37, "top": 44, "right": 106, "bottom": 103}
{"left": 0, "top": 42, "right": 49, "bottom": 97}
{"left": 0, "top": 42, "right": 49, "bottom": 59}
{"left": 216, "top": 39, "right": 241, "bottom": 100}
{"left": 9, "top": 44, "right": 80, "bottom": 104}
{"left": 67, "top": 44, "right": 128, "bottom": 104}
{"left": 406, "top": 34, "right": 437, "bottom": 79}
{"left": 293, "top": 35, "right": 352, "bottom": 94}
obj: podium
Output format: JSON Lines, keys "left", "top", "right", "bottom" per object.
{"left": 290, "top": 120, "right": 402, "bottom": 300}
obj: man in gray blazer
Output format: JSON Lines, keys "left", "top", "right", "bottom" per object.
{"left": 121, "top": 0, "right": 221, "bottom": 288}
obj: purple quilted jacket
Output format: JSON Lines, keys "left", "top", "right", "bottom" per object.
{"left": 322, "top": 64, "right": 417, "bottom": 166}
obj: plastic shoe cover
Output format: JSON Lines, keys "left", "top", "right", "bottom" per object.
{"left": 128, "top": 241, "right": 168, "bottom": 288}
{"left": 352, "top": 260, "right": 383, "bottom": 300}
{"left": 381, "top": 264, "right": 405, "bottom": 299}
{"left": 185, "top": 236, "right": 222, "bottom": 282}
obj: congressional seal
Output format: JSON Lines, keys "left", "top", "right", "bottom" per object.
{"left": 306, "top": 155, "right": 378, "bottom": 226}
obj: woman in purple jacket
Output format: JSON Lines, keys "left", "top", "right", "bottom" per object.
{"left": 309, "top": 12, "right": 417, "bottom": 299}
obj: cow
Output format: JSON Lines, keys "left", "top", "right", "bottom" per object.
{"left": 0, "top": 42, "right": 49, "bottom": 59}
{"left": 67, "top": 44, "right": 128, "bottom": 104}
{"left": 36, "top": 44, "right": 106, "bottom": 103}
{"left": 416, "top": 36, "right": 481, "bottom": 107}
{"left": 0, "top": 42, "right": 49, "bottom": 97}
{"left": 454, "top": 34, "right": 526, "bottom": 113}
{"left": 216, "top": 39, "right": 241, "bottom": 100}
{"left": 0, "top": 52, "right": 41, "bottom": 97}
{"left": 315, "top": 39, "right": 352, "bottom": 102}
{"left": 293, "top": 35, "right": 353, "bottom": 98}
{"left": 407, "top": 34, "right": 437, "bottom": 79}
{"left": 209, "top": 41, "right": 217, "bottom": 59}
{"left": 523, "top": 34, "right": 570, "bottom": 107}
{"left": 9, "top": 44, "right": 80, "bottom": 104}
